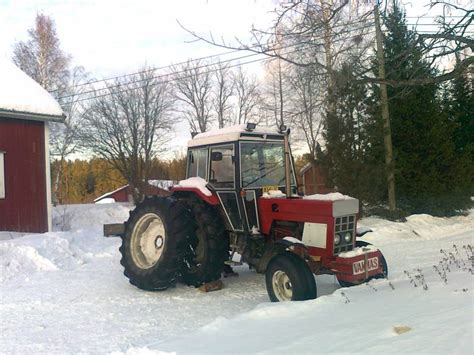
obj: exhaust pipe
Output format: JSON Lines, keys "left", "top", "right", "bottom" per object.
{"left": 283, "top": 127, "right": 292, "bottom": 198}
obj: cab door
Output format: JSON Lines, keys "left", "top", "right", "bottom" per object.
{"left": 208, "top": 144, "right": 244, "bottom": 232}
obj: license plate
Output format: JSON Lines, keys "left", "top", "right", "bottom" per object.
{"left": 352, "top": 257, "right": 379, "bottom": 275}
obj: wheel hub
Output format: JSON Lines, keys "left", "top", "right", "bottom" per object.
{"left": 272, "top": 270, "right": 293, "bottom": 301}
{"left": 131, "top": 213, "right": 166, "bottom": 269}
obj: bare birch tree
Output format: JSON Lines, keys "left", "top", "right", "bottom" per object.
{"left": 231, "top": 66, "right": 262, "bottom": 125}
{"left": 172, "top": 59, "right": 213, "bottom": 133}
{"left": 12, "top": 12, "right": 90, "bottom": 204}
{"left": 82, "top": 68, "right": 174, "bottom": 204}
{"left": 212, "top": 60, "right": 234, "bottom": 128}
{"left": 13, "top": 13, "right": 71, "bottom": 96}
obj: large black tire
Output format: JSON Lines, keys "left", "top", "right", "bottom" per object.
{"left": 265, "top": 252, "right": 317, "bottom": 302}
{"left": 337, "top": 240, "right": 388, "bottom": 288}
{"left": 179, "top": 200, "right": 229, "bottom": 287}
{"left": 119, "top": 196, "right": 191, "bottom": 291}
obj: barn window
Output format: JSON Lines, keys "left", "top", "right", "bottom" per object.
{"left": 0, "top": 151, "right": 4, "bottom": 199}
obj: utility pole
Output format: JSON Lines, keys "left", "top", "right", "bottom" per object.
{"left": 374, "top": 4, "right": 396, "bottom": 212}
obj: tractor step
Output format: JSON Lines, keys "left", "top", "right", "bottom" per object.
{"left": 103, "top": 223, "right": 125, "bottom": 237}
{"left": 224, "top": 260, "right": 243, "bottom": 266}
{"left": 198, "top": 279, "right": 224, "bottom": 292}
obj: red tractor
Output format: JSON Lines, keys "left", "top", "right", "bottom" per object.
{"left": 113, "top": 123, "right": 388, "bottom": 301}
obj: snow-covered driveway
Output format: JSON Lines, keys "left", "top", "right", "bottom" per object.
{"left": 1, "top": 204, "right": 472, "bottom": 354}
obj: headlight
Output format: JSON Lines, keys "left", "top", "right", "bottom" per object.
{"left": 344, "top": 232, "right": 352, "bottom": 243}
{"left": 334, "top": 234, "right": 341, "bottom": 245}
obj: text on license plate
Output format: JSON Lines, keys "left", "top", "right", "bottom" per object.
{"left": 352, "top": 257, "right": 379, "bottom": 275}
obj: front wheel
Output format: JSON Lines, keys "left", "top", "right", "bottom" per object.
{"left": 265, "top": 252, "right": 317, "bottom": 302}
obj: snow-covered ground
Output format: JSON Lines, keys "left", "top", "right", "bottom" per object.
{"left": 0, "top": 203, "right": 472, "bottom": 354}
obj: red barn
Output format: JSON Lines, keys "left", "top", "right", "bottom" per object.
{"left": 0, "top": 59, "right": 64, "bottom": 233}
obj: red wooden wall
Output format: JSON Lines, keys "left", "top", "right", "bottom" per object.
{"left": 302, "top": 164, "right": 333, "bottom": 195}
{"left": 0, "top": 118, "right": 48, "bottom": 232}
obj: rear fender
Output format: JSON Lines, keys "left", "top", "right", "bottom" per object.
{"left": 171, "top": 187, "right": 219, "bottom": 205}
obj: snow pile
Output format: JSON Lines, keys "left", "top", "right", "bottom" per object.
{"left": 260, "top": 189, "right": 286, "bottom": 198}
{"left": 0, "top": 244, "right": 58, "bottom": 283}
{"left": 1, "top": 203, "right": 131, "bottom": 285}
{"left": 52, "top": 202, "right": 131, "bottom": 231}
{"left": 0, "top": 57, "right": 64, "bottom": 117}
{"left": 174, "top": 177, "right": 212, "bottom": 196}
{"left": 303, "top": 192, "right": 353, "bottom": 201}
{"left": 359, "top": 212, "right": 474, "bottom": 242}
{"left": 338, "top": 244, "right": 379, "bottom": 258}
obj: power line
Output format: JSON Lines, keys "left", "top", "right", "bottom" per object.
{"left": 64, "top": 28, "right": 378, "bottom": 105}
{"left": 54, "top": 18, "right": 377, "bottom": 94}
{"left": 59, "top": 26, "right": 377, "bottom": 102}
{"left": 66, "top": 53, "right": 283, "bottom": 105}
{"left": 59, "top": 17, "right": 468, "bottom": 104}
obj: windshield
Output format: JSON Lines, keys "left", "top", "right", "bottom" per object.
{"left": 241, "top": 142, "right": 295, "bottom": 189}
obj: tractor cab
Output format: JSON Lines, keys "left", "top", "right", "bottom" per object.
{"left": 185, "top": 123, "right": 297, "bottom": 234}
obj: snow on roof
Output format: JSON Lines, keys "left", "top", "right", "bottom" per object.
{"left": 93, "top": 185, "right": 128, "bottom": 202}
{"left": 0, "top": 57, "right": 64, "bottom": 120}
{"left": 303, "top": 192, "right": 354, "bottom": 201}
{"left": 93, "top": 180, "right": 175, "bottom": 202}
{"left": 188, "top": 124, "right": 284, "bottom": 147}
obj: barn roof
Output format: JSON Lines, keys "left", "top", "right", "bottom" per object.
{"left": 0, "top": 57, "right": 65, "bottom": 122}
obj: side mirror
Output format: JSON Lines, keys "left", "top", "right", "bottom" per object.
{"left": 211, "top": 151, "right": 223, "bottom": 161}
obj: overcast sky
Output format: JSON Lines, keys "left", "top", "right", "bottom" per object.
{"left": 0, "top": 0, "right": 466, "bottom": 156}
{"left": 0, "top": 0, "right": 279, "bottom": 77}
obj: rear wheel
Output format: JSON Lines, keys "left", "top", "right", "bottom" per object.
{"left": 180, "top": 200, "right": 229, "bottom": 287}
{"left": 337, "top": 240, "right": 388, "bottom": 288}
{"left": 120, "top": 196, "right": 191, "bottom": 291}
{"left": 265, "top": 252, "right": 317, "bottom": 302}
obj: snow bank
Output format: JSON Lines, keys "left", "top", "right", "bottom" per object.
{"left": 359, "top": 211, "right": 474, "bottom": 243}
{"left": 1, "top": 203, "right": 131, "bottom": 285}
{"left": 0, "top": 57, "right": 64, "bottom": 117}
{"left": 52, "top": 202, "right": 131, "bottom": 231}
{"left": 0, "top": 204, "right": 472, "bottom": 354}
{"left": 175, "top": 177, "right": 212, "bottom": 196}
{"left": 303, "top": 192, "right": 353, "bottom": 201}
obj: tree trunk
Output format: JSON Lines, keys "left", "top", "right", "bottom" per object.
{"left": 374, "top": 5, "right": 396, "bottom": 211}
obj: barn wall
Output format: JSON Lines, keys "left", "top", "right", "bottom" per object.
{"left": 302, "top": 164, "right": 333, "bottom": 195}
{"left": 0, "top": 118, "right": 48, "bottom": 232}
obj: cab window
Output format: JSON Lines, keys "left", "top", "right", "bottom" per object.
{"left": 187, "top": 148, "right": 208, "bottom": 179}
{"left": 209, "top": 145, "right": 234, "bottom": 188}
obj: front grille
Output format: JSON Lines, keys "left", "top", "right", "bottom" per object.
{"left": 334, "top": 215, "right": 356, "bottom": 255}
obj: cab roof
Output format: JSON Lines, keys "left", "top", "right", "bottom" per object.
{"left": 188, "top": 124, "right": 284, "bottom": 148}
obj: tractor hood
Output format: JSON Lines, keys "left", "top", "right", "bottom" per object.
{"left": 257, "top": 193, "right": 359, "bottom": 235}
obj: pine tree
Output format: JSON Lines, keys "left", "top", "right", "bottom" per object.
{"left": 377, "top": 4, "right": 471, "bottom": 216}
{"left": 323, "top": 63, "right": 386, "bottom": 205}
{"left": 450, "top": 68, "right": 474, "bottom": 157}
